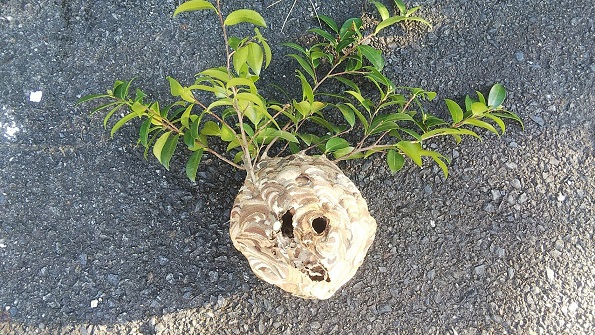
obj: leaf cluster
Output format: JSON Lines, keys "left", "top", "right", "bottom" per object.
{"left": 79, "top": 0, "right": 522, "bottom": 181}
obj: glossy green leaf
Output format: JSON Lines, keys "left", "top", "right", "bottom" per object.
{"left": 476, "top": 91, "right": 486, "bottom": 104}
{"left": 139, "top": 118, "right": 151, "bottom": 147}
{"left": 339, "top": 18, "right": 363, "bottom": 38}
{"left": 224, "top": 9, "right": 266, "bottom": 27}
{"left": 110, "top": 110, "right": 142, "bottom": 137}
{"left": 484, "top": 113, "right": 506, "bottom": 133}
{"left": 77, "top": 93, "right": 109, "bottom": 104}
{"left": 317, "top": 14, "right": 338, "bottom": 33}
{"left": 246, "top": 42, "right": 264, "bottom": 75}
{"left": 281, "top": 42, "right": 307, "bottom": 55}
{"left": 358, "top": 45, "right": 384, "bottom": 71}
{"left": 201, "top": 120, "right": 220, "bottom": 136}
{"left": 152, "top": 131, "right": 170, "bottom": 164}
{"left": 199, "top": 68, "right": 231, "bottom": 82}
{"left": 226, "top": 78, "right": 257, "bottom": 94}
{"left": 180, "top": 104, "right": 193, "bottom": 128}
{"left": 462, "top": 118, "right": 499, "bottom": 135}
{"left": 387, "top": 149, "right": 405, "bottom": 173}
{"left": 471, "top": 102, "right": 488, "bottom": 116}
{"left": 375, "top": 16, "right": 430, "bottom": 34}
{"left": 394, "top": 0, "right": 407, "bottom": 15}
{"left": 271, "top": 129, "right": 299, "bottom": 143}
{"left": 396, "top": 141, "right": 423, "bottom": 166}
{"left": 325, "top": 137, "right": 350, "bottom": 152}
{"left": 113, "top": 80, "right": 132, "bottom": 100}
{"left": 370, "top": 0, "right": 390, "bottom": 20}
{"left": 233, "top": 46, "right": 249, "bottom": 76}
{"left": 309, "top": 28, "right": 336, "bottom": 43}
{"left": 465, "top": 95, "right": 474, "bottom": 112}
{"left": 220, "top": 124, "right": 236, "bottom": 142}
{"left": 287, "top": 54, "right": 316, "bottom": 81}
{"left": 185, "top": 149, "right": 204, "bottom": 182}
{"left": 296, "top": 70, "right": 314, "bottom": 103}
{"left": 488, "top": 83, "right": 506, "bottom": 108}
{"left": 336, "top": 104, "right": 356, "bottom": 127}
{"left": 173, "top": 0, "right": 216, "bottom": 17}
{"left": 492, "top": 112, "right": 524, "bottom": 129}
{"left": 161, "top": 133, "right": 180, "bottom": 170}
{"left": 445, "top": 99, "right": 464, "bottom": 123}
{"left": 421, "top": 150, "right": 449, "bottom": 178}
{"left": 102, "top": 103, "right": 125, "bottom": 128}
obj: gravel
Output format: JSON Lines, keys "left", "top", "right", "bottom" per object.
{"left": 1, "top": 0, "right": 594, "bottom": 334}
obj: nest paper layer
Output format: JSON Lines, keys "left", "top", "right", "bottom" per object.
{"left": 230, "top": 153, "right": 377, "bottom": 299}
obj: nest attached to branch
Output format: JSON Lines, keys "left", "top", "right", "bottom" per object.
{"left": 230, "top": 153, "right": 377, "bottom": 299}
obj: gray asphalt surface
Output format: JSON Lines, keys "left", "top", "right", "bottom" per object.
{"left": 1, "top": 0, "right": 594, "bottom": 334}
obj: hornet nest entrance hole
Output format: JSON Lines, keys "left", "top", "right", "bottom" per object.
{"left": 281, "top": 209, "right": 329, "bottom": 237}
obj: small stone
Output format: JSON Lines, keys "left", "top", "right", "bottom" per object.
{"left": 90, "top": 299, "right": 98, "bottom": 308}
{"left": 310, "top": 321, "right": 321, "bottom": 329}
{"left": 30, "top": 91, "right": 43, "bottom": 102}
{"left": 568, "top": 301, "right": 578, "bottom": 312}
{"left": 474, "top": 264, "right": 486, "bottom": 276}
{"left": 509, "top": 141, "right": 518, "bottom": 148}
{"left": 546, "top": 267, "right": 555, "bottom": 282}
{"left": 557, "top": 193, "right": 566, "bottom": 202}
{"left": 208, "top": 271, "right": 219, "bottom": 282}
{"left": 426, "top": 269, "right": 436, "bottom": 280}
{"left": 550, "top": 250, "right": 562, "bottom": 258}
{"left": 497, "top": 248, "right": 505, "bottom": 258}
{"left": 506, "top": 162, "right": 517, "bottom": 169}
{"left": 452, "top": 150, "right": 460, "bottom": 158}
{"left": 508, "top": 267, "right": 515, "bottom": 279}
{"left": 424, "top": 185, "right": 433, "bottom": 195}
{"left": 491, "top": 190, "right": 501, "bottom": 201}
{"left": 530, "top": 115, "right": 545, "bottom": 126}
{"left": 158, "top": 256, "right": 169, "bottom": 265}
{"left": 377, "top": 304, "right": 393, "bottom": 314}
{"left": 515, "top": 51, "right": 525, "bottom": 61}
{"left": 107, "top": 274, "right": 119, "bottom": 285}
{"left": 555, "top": 239, "right": 565, "bottom": 250}
{"left": 378, "top": 266, "right": 387, "bottom": 273}
{"left": 484, "top": 203, "right": 496, "bottom": 213}
{"left": 79, "top": 254, "right": 87, "bottom": 266}
{"left": 166, "top": 273, "right": 175, "bottom": 284}
{"left": 519, "top": 193, "right": 528, "bottom": 203}
{"left": 511, "top": 179, "right": 522, "bottom": 190}
{"left": 155, "top": 323, "right": 166, "bottom": 333}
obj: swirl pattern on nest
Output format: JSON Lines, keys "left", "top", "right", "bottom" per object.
{"left": 230, "top": 153, "right": 377, "bottom": 299}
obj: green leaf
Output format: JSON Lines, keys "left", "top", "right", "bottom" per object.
{"left": 336, "top": 104, "right": 356, "bottom": 127}
{"left": 153, "top": 131, "right": 171, "bottom": 164}
{"left": 260, "top": 39, "right": 272, "bottom": 68}
{"left": 110, "top": 110, "right": 142, "bottom": 137}
{"left": 471, "top": 102, "right": 488, "bottom": 116}
{"left": 462, "top": 118, "right": 499, "bottom": 135}
{"left": 375, "top": 16, "right": 430, "bottom": 34}
{"left": 309, "top": 28, "right": 336, "bottom": 43}
{"left": 394, "top": 0, "right": 407, "bottom": 15}
{"left": 358, "top": 45, "right": 384, "bottom": 71}
{"left": 325, "top": 137, "right": 350, "bottom": 153}
{"left": 271, "top": 129, "right": 299, "bottom": 143}
{"left": 161, "top": 133, "right": 180, "bottom": 170}
{"left": 296, "top": 70, "right": 314, "bottom": 103}
{"left": 476, "top": 91, "right": 486, "bottom": 104}
{"left": 465, "top": 95, "right": 474, "bottom": 112}
{"left": 224, "top": 9, "right": 266, "bottom": 27}
{"left": 173, "top": 0, "right": 217, "bottom": 17}
{"left": 139, "top": 118, "right": 151, "bottom": 147}
{"left": 445, "top": 99, "right": 464, "bottom": 123}
{"left": 220, "top": 124, "right": 236, "bottom": 142}
{"left": 488, "top": 83, "right": 506, "bottom": 108}
{"left": 180, "top": 104, "right": 193, "bottom": 128}
{"left": 185, "top": 149, "right": 204, "bottom": 182}
{"left": 281, "top": 42, "right": 307, "bottom": 55}
{"left": 316, "top": 14, "right": 338, "bottom": 33}
{"left": 233, "top": 45, "right": 249, "bottom": 76}
{"left": 421, "top": 150, "right": 449, "bottom": 178}
{"left": 492, "top": 112, "right": 524, "bottom": 129}
{"left": 201, "top": 120, "right": 220, "bottom": 136}
{"left": 246, "top": 42, "right": 264, "bottom": 75}
{"left": 396, "top": 141, "right": 423, "bottom": 166}
{"left": 167, "top": 76, "right": 195, "bottom": 103}
{"left": 387, "top": 149, "right": 405, "bottom": 173}
{"left": 113, "top": 80, "right": 132, "bottom": 100}
{"left": 484, "top": 113, "right": 506, "bottom": 133}
{"left": 199, "top": 67, "right": 231, "bottom": 82}
{"left": 339, "top": 18, "right": 363, "bottom": 38}
{"left": 77, "top": 93, "right": 109, "bottom": 104}
{"left": 103, "top": 103, "right": 125, "bottom": 128}
{"left": 287, "top": 54, "right": 316, "bottom": 81}
{"left": 334, "top": 76, "right": 360, "bottom": 92}
{"left": 370, "top": 0, "right": 390, "bottom": 20}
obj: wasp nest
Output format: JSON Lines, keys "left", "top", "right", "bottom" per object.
{"left": 230, "top": 153, "right": 377, "bottom": 299}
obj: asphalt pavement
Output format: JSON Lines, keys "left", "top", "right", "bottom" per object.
{"left": 0, "top": 0, "right": 593, "bottom": 334}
